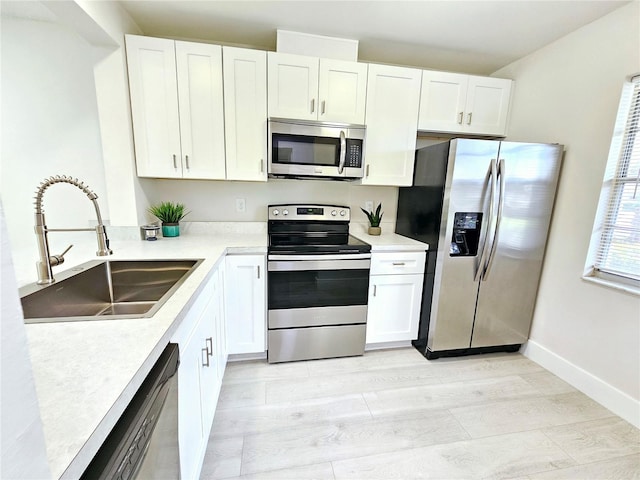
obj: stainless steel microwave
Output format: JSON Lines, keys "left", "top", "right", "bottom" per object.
{"left": 268, "top": 118, "right": 366, "bottom": 181}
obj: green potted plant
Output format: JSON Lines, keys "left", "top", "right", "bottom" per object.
{"left": 361, "top": 203, "right": 383, "bottom": 236}
{"left": 148, "top": 201, "right": 189, "bottom": 237}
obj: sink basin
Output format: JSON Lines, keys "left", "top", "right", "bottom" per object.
{"left": 20, "top": 259, "right": 203, "bottom": 323}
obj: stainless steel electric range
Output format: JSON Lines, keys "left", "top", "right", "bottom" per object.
{"left": 267, "top": 204, "right": 371, "bottom": 363}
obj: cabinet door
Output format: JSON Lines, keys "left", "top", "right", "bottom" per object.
{"left": 198, "top": 292, "right": 219, "bottom": 440}
{"left": 464, "top": 76, "right": 512, "bottom": 136}
{"left": 362, "top": 64, "right": 421, "bottom": 186}
{"left": 215, "top": 261, "right": 228, "bottom": 379}
{"left": 267, "top": 52, "right": 319, "bottom": 120}
{"left": 125, "top": 35, "right": 182, "bottom": 178}
{"left": 223, "top": 47, "right": 268, "bottom": 181}
{"left": 175, "top": 41, "right": 226, "bottom": 180}
{"left": 366, "top": 274, "right": 423, "bottom": 343}
{"left": 318, "top": 59, "right": 368, "bottom": 124}
{"left": 418, "top": 71, "right": 469, "bottom": 133}
{"left": 225, "top": 255, "right": 266, "bottom": 354}
{"left": 178, "top": 319, "right": 206, "bottom": 480}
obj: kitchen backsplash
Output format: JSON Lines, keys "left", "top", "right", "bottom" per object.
{"left": 139, "top": 177, "right": 399, "bottom": 225}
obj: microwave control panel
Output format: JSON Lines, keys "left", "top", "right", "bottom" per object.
{"left": 346, "top": 139, "right": 363, "bottom": 167}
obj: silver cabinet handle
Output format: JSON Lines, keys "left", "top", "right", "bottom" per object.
{"left": 321, "top": 100, "right": 326, "bottom": 115}
{"left": 172, "top": 154, "right": 177, "bottom": 169}
{"left": 206, "top": 337, "right": 213, "bottom": 356}
{"left": 392, "top": 262, "right": 406, "bottom": 266}
{"left": 257, "top": 265, "right": 261, "bottom": 279}
{"left": 458, "top": 112, "right": 463, "bottom": 124}
{"left": 202, "top": 347, "right": 210, "bottom": 367}
{"left": 373, "top": 285, "right": 377, "bottom": 297}
{"left": 467, "top": 112, "right": 473, "bottom": 125}
{"left": 185, "top": 155, "right": 190, "bottom": 170}
{"left": 366, "top": 164, "right": 370, "bottom": 178}
{"left": 311, "top": 99, "right": 315, "bottom": 113}
{"left": 260, "top": 159, "right": 264, "bottom": 173}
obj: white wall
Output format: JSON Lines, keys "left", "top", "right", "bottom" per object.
{"left": 140, "top": 178, "right": 399, "bottom": 229}
{"left": 494, "top": 2, "right": 640, "bottom": 425}
{"left": 0, "top": 203, "right": 51, "bottom": 479}
{"left": 0, "top": 14, "right": 109, "bottom": 255}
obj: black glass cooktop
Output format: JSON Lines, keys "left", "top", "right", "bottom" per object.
{"left": 268, "top": 234, "right": 370, "bottom": 255}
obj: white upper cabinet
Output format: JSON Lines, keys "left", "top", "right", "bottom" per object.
{"left": 317, "top": 59, "right": 368, "bottom": 124}
{"left": 175, "top": 41, "right": 226, "bottom": 179}
{"left": 362, "top": 64, "right": 422, "bottom": 186}
{"left": 268, "top": 52, "right": 367, "bottom": 124}
{"left": 126, "top": 35, "right": 225, "bottom": 179}
{"left": 223, "top": 46, "right": 268, "bottom": 181}
{"left": 418, "top": 71, "right": 512, "bottom": 136}
{"left": 268, "top": 52, "right": 319, "bottom": 121}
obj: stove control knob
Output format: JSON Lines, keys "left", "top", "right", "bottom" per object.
{"left": 331, "top": 210, "right": 337, "bottom": 216}
{"left": 272, "top": 209, "right": 280, "bottom": 216}
{"left": 283, "top": 209, "right": 289, "bottom": 216}
{"left": 340, "top": 210, "right": 346, "bottom": 217}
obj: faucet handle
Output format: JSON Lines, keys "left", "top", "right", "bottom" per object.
{"left": 50, "top": 244, "right": 73, "bottom": 266}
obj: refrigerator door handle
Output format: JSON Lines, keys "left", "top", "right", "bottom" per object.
{"left": 483, "top": 158, "right": 506, "bottom": 280}
{"left": 474, "top": 159, "right": 497, "bottom": 281}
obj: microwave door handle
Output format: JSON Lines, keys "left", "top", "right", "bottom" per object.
{"left": 338, "top": 130, "right": 346, "bottom": 174}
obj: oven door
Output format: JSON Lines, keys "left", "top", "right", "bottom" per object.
{"left": 267, "top": 254, "right": 370, "bottom": 328}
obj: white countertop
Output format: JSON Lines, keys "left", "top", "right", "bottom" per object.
{"left": 19, "top": 223, "right": 426, "bottom": 479}
{"left": 24, "top": 231, "right": 266, "bottom": 480}
{"left": 350, "top": 224, "right": 429, "bottom": 252}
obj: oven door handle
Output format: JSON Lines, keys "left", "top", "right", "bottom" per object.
{"left": 268, "top": 253, "right": 371, "bottom": 261}
{"left": 268, "top": 259, "right": 371, "bottom": 272}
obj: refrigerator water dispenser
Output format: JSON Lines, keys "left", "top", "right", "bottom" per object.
{"left": 450, "top": 212, "right": 482, "bottom": 256}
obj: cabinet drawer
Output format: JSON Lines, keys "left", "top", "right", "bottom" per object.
{"left": 370, "top": 251, "right": 426, "bottom": 275}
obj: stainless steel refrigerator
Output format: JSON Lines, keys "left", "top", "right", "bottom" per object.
{"left": 396, "top": 138, "right": 563, "bottom": 359}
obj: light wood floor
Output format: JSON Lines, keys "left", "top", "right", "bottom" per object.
{"left": 200, "top": 348, "right": 640, "bottom": 479}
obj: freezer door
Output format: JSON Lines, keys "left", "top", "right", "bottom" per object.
{"left": 471, "top": 142, "right": 562, "bottom": 348}
{"left": 428, "top": 139, "right": 499, "bottom": 352}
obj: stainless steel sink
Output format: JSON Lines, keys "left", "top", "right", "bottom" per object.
{"left": 20, "top": 259, "right": 203, "bottom": 323}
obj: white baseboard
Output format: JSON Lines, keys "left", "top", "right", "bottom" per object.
{"left": 521, "top": 340, "right": 640, "bottom": 428}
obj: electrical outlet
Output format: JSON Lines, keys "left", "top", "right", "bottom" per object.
{"left": 364, "top": 201, "right": 374, "bottom": 212}
{"left": 235, "top": 198, "right": 246, "bottom": 213}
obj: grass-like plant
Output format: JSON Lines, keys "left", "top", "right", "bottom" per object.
{"left": 361, "top": 203, "right": 383, "bottom": 227}
{"left": 148, "top": 201, "right": 189, "bottom": 224}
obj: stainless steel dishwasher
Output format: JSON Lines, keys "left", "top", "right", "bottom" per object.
{"left": 80, "top": 343, "right": 180, "bottom": 480}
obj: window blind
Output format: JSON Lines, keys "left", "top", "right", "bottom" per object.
{"left": 593, "top": 76, "right": 640, "bottom": 283}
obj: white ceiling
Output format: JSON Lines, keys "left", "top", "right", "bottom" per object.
{"left": 118, "top": 0, "right": 629, "bottom": 74}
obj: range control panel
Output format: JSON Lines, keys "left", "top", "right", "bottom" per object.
{"left": 268, "top": 204, "right": 350, "bottom": 221}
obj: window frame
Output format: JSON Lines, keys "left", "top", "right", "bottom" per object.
{"left": 584, "top": 76, "right": 640, "bottom": 295}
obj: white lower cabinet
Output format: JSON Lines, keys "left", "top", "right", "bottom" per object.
{"left": 225, "top": 254, "right": 267, "bottom": 355}
{"left": 366, "top": 251, "right": 426, "bottom": 344}
{"left": 172, "top": 262, "right": 226, "bottom": 480}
